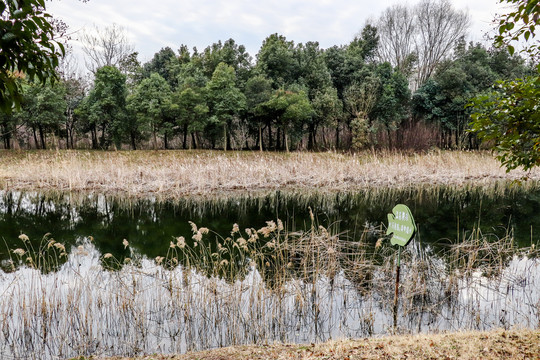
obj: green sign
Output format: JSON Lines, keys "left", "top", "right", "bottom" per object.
{"left": 386, "top": 204, "right": 417, "bottom": 247}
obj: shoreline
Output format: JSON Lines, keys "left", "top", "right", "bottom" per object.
{"left": 1, "top": 150, "right": 539, "bottom": 200}
{"left": 102, "top": 328, "right": 540, "bottom": 359}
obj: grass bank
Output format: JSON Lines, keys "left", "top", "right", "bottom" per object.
{"left": 0, "top": 150, "right": 539, "bottom": 199}
{"left": 102, "top": 328, "right": 540, "bottom": 359}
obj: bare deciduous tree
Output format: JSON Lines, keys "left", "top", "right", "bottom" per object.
{"left": 415, "top": 0, "right": 470, "bottom": 87}
{"left": 376, "top": 4, "right": 416, "bottom": 75}
{"left": 375, "top": 0, "right": 470, "bottom": 90}
{"left": 79, "top": 23, "right": 135, "bottom": 74}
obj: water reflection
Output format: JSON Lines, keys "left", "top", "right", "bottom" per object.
{"left": 0, "top": 239, "right": 537, "bottom": 360}
{"left": 1, "top": 186, "right": 539, "bottom": 359}
{"left": 1, "top": 184, "right": 539, "bottom": 264}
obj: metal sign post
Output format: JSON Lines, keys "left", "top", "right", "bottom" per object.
{"left": 386, "top": 204, "right": 417, "bottom": 331}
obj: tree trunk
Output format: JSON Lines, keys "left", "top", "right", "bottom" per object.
{"left": 100, "top": 123, "right": 107, "bottom": 149}
{"left": 2, "top": 125, "right": 11, "bottom": 149}
{"left": 335, "top": 121, "right": 340, "bottom": 150}
{"left": 226, "top": 122, "right": 232, "bottom": 150}
{"left": 284, "top": 127, "right": 289, "bottom": 152}
{"left": 38, "top": 125, "right": 46, "bottom": 150}
{"left": 267, "top": 122, "right": 272, "bottom": 149}
{"left": 66, "top": 110, "right": 73, "bottom": 149}
{"left": 191, "top": 132, "right": 197, "bottom": 149}
{"left": 69, "top": 128, "right": 74, "bottom": 149}
{"left": 91, "top": 127, "right": 98, "bottom": 149}
{"left": 259, "top": 123, "right": 263, "bottom": 152}
{"left": 308, "top": 124, "right": 317, "bottom": 150}
{"left": 183, "top": 123, "right": 188, "bottom": 149}
{"left": 52, "top": 132, "right": 59, "bottom": 150}
{"left": 164, "top": 132, "right": 169, "bottom": 150}
{"left": 32, "top": 126, "right": 39, "bottom": 149}
{"left": 131, "top": 131, "right": 137, "bottom": 150}
{"left": 223, "top": 123, "right": 227, "bottom": 150}
{"left": 276, "top": 126, "right": 281, "bottom": 150}
{"left": 152, "top": 127, "right": 158, "bottom": 150}
{"left": 65, "top": 121, "right": 70, "bottom": 149}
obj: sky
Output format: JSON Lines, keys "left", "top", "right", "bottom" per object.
{"left": 47, "top": 0, "right": 508, "bottom": 72}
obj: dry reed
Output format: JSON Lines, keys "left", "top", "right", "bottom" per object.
{"left": 0, "top": 150, "right": 539, "bottom": 199}
{"left": 0, "top": 218, "right": 538, "bottom": 359}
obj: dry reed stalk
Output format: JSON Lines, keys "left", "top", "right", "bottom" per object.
{"left": 0, "top": 150, "right": 539, "bottom": 199}
{"left": 1, "top": 220, "right": 538, "bottom": 359}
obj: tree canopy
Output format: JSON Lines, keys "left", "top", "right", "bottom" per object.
{"left": 0, "top": 0, "right": 65, "bottom": 112}
{"left": 1, "top": 0, "right": 535, "bottom": 153}
{"left": 469, "top": 0, "right": 540, "bottom": 171}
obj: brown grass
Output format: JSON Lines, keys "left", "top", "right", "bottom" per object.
{"left": 0, "top": 150, "right": 539, "bottom": 199}
{"left": 101, "top": 328, "right": 540, "bottom": 360}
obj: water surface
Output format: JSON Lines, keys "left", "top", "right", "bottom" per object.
{"left": 1, "top": 184, "right": 539, "bottom": 262}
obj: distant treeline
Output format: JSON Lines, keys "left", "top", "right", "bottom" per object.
{"left": 0, "top": 1, "right": 535, "bottom": 151}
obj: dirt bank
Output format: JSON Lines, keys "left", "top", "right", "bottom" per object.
{"left": 102, "top": 328, "right": 540, "bottom": 360}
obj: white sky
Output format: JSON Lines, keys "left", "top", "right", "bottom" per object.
{"left": 47, "top": 0, "right": 508, "bottom": 71}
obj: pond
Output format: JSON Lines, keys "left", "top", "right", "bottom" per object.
{"left": 0, "top": 184, "right": 539, "bottom": 359}
{"left": 1, "top": 183, "right": 540, "bottom": 261}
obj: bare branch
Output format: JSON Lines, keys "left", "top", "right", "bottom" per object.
{"left": 79, "top": 23, "right": 135, "bottom": 74}
{"left": 375, "top": 0, "right": 470, "bottom": 90}
{"left": 415, "top": 0, "right": 470, "bottom": 87}
{"left": 376, "top": 4, "right": 416, "bottom": 73}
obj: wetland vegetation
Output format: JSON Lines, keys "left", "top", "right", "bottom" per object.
{"left": 1, "top": 150, "right": 539, "bottom": 198}
{"left": 0, "top": 151, "right": 539, "bottom": 359}
{"left": 1, "top": 0, "right": 539, "bottom": 358}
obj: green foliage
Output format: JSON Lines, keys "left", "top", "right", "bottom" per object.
{"left": 0, "top": 109, "right": 16, "bottom": 149}
{"left": 244, "top": 75, "right": 273, "bottom": 149}
{"left": 293, "top": 41, "right": 333, "bottom": 100}
{"left": 0, "top": 14, "right": 523, "bottom": 152}
{"left": 323, "top": 45, "right": 351, "bottom": 99}
{"left": 175, "top": 83, "right": 209, "bottom": 149}
{"left": 17, "top": 81, "right": 66, "bottom": 149}
{"left": 349, "top": 24, "right": 379, "bottom": 62}
{"left": 256, "top": 34, "right": 296, "bottom": 88}
{"left": 370, "top": 63, "right": 411, "bottom": 133}
{"left": 414, "top": 42, "right": 531, "bottom": 148}
{"left": 245, "top": 75, "right": 273, "bottom": 110}
{"left": 310, "top": 86, "right": 342, "bottom": 149}
{"left": 350, "top": 117, "right": 370, "bottom": 150}
{"left": 262, "top": 89, "right": 312, "bottom": 151}
{"left": 494, "top": 0, "right": 539, "bottom": 57}
{"left": 198, "top": 39, "right": 252, "bottom": 87}
{"left": 83, "top": 66, "right": 128, "bottom": 149}
{"left": 0, "top": 0, "right": 65, "bottom": 113}
{"left": 469, "top": 74, "right": 540, "bottom": 171}
{"left": 469, "top": 0, "right": 540, "bottom": 171}
{"left": 141, "top": 47, "right": 178, "bottom": 87}
{"left": 127, "top": 73, "right": 173, "bottom": 149}
{"left": 205, "top": 62, "right": 246, "bottom": 149}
